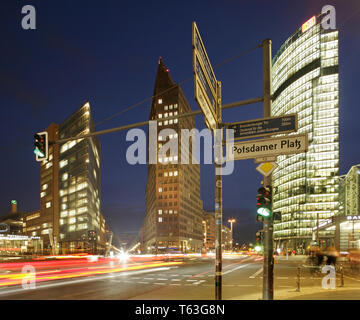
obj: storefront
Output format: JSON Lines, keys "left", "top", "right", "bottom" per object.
{"left": 0, "top": 234, "right": 43, "bottom": 255}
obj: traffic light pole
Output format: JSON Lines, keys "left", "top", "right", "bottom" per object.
{"left": 262, "top": 38, "right": 274, "bottom": 300}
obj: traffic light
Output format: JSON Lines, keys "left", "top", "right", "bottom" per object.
{"left": 256, "top": 231, "right": 263, "bottom": 245}
{"left": 88, "top": 230, "right": 97, "bottom": 241}
{"left": 34, "top": 132, "right": 48, "bottom": 162}
{"left": 256, "top": 186, "right": 272, "bottom": 219}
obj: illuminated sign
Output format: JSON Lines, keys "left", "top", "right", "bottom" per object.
{"left": 347, "top": 216, "right": 360, "bottom": 221}
{"left": 302, "top": 16, "right": 316, "bottom": 33}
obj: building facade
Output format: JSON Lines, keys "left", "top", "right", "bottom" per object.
{"left": 58, "top": 102, "right": 101, "bottom": 253}
{"left": 338, "top": 165, "right": 360, "bottom": 250}
{"left": 202, "top": 211, "right": 215, "bottom": 251}
{"left": 33, "top": 103, "right": 102, "bottom": 254}
{"left": 143, "top": 59, "right": 203, "bottom": 253}
{"left": 272, "top": 13, "right": 339, "bottom": 251}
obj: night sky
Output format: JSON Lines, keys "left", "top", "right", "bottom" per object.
{"left": 1, "top": 0, "right": 359, "bottom": 244}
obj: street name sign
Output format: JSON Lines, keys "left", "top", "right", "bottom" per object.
{"left": 192, "top": 22, "right": 217, "bottom": 131}
{"left": 226, "top": 114, "right": 298, "bottom": 140}
{"left": 227, "top": 134, "right": 308, "bottom": 161}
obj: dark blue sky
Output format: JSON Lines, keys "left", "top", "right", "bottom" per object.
{"left": 1, "top": 0, "right": 359, "bottom": 243}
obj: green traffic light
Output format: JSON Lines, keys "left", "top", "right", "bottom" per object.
{"left": 34, "top": 148, "right": 45, "bottom": 157}
{"left": 257, "top": 207, "right": 271, "bottom": 217}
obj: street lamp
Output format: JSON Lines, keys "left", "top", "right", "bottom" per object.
{"left": 228, "top": 219, "right": 236, "bottom": 252}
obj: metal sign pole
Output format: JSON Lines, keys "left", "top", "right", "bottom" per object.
{"left": 262, "top": 38, "right": 274, "bottom": 300}
{"left": 215, "top": 80, "right": 223, "bottom": 300}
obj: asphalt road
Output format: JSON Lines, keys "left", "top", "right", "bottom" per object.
{"left": 1, "top": 255, "right": 360, "bottom": 300}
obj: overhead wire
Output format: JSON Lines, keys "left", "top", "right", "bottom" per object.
{"left": 94, "top": 44, "right": 262, "bottom": 128}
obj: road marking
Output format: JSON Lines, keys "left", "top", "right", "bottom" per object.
{"left": 143, "top": 278, "right": 154, "bottom": 280}
{"left": 186, "top": 279, "right": 197, "bottom": 282}
{"left": 223, "top": 264, "right": 249, "bottom": 275}
{"left": 154, "top": 283, "right": 166, "bottom": 285}
{"left": 344, "top": 275, "right": 360, "bottom": 282}
{"left": 237, "top": 284, "right": 255, "bottom": 287}
{"left": 249, "top": 267, "right": 263, "bottom": 279}
{"left": 156, "top": 278, "right": 168, "bottom": 281}
{"left": 171, "top": 279, "right": 180, "bottom": 281}
{"left": 137, "top": 282, "right": 149, "bottom": 284}
{"left": 193, "top": 280, "right": 206, "bottom": 285}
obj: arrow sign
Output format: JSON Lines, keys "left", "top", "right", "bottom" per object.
{"left": 226, "top": 114, "right": 297, "bottom": 140}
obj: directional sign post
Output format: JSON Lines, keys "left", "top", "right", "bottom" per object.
{"left": 192, "top": 22, "right": 223, "bottom": 301}
{"left": 192, "top": 22, "right": 218, "bottom": 131}
{"left": 226, "top": 114, "right": 298, "bottom": 140}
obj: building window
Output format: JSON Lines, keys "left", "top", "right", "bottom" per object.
{"left": 40, "top": 192, "right": 46, "bottom": 198}
{"left": 42, "top": 184, "right": 48, "bottom": 190}
{"left": 158, "top": 188, "right": 162, "bottom": 193}
{"left": 26, "top": 212, "right": 40, "bottom": 221}
{"left": 158, "top": 217, "right": 163, "bottom": 222}
{"left": 46, "top": 201, "right": 51, "bottom": 208}
{"left": 158, "top": 99, "right": 162, "bottom": 104}
{"left": 45, "top": 162, "right": 52, "bottom": 169}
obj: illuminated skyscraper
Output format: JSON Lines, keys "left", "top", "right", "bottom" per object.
{"left": 58, "top": 103, "right": 101, "bottom": 252}
{"left": 272, "top": 13, "right": 339, "bottom": 251}
{"left": 37, "top": 103, "right": 102, "bottom": 253}
{"left": 143, "top": 59, "right": 203, "bottom": 253}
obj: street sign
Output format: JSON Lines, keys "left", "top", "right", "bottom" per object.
{"left": 192, "top": 22, "right": 217, "bottom": 131}
{"left": 256, "top": 162, "right": 278, "bottom": 177}
{"left": 227, "top": 134, "right": 308, "bottom": 161}
{"left": 254, "top": 156, "right": 277, "bottom": 164}
{"left": 226, "top": 114, "right": 298, "bottom": 140}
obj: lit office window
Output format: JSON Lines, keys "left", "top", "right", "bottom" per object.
{"left": 60, "top": 159, "right": 68, "bottom": 168}
{"left": 46, "top": 201, "right": 51, "bottom": 208}
{"left": 45, "top": 162, "right": 52, "bottom": 169}
{"left": 158, "top": 99, "right": 162, "bottom": 104}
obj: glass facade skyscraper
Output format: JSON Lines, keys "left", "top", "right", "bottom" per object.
{"left": 272, "top": 13, "right": 339, "bottom": 251}
{"left": 58, "top": 102, "right": 101, "bottom": 251}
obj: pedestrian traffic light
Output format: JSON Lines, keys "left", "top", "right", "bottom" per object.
{"left": 256, "top": 186, "right": 272, "bottom": 218}
{"left": 34, "top": 132, "right": 48, "bottom": 162}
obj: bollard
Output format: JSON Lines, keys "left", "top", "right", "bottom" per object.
{"left": 296, "top": 265, "right": 301, "bottom": 292}
{"left": 340, "top": 264, "right": 344, "bottom": 287}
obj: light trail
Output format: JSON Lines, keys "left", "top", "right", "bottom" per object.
{"left": 0, "top": 260, "right": 183, "bottom": 288}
